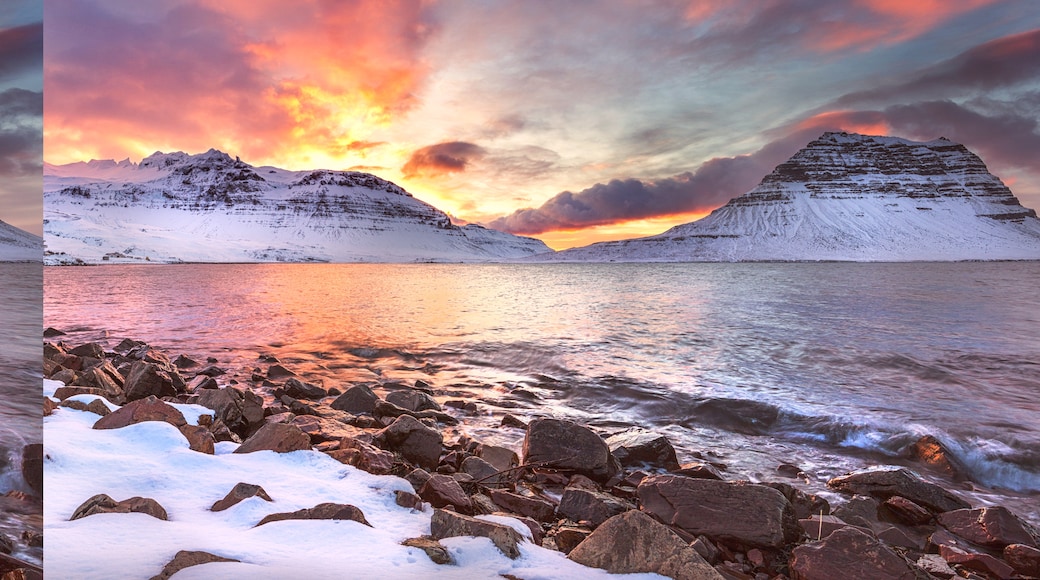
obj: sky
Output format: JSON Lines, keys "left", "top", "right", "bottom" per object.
{"left": 44, "top": 0, "right": 1040, "bottom": 250}
{"left": 0, "top": 0, "right": 42, "bottom": 236}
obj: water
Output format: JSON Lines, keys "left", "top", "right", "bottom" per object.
{"left": 0, "top": 262, "right": 43, "bottom": 565}
{"left": 44, "top": 262, "right": 1040, "bottom": 524}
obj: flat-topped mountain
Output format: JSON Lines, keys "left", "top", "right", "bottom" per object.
{"left": 543, "top": 132, "right": 1040, "bottom": 262}
{"left": 43, "top": 149, "right": 550, "bottom": 264}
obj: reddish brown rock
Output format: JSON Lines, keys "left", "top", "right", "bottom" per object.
{"left": 460, "top": 456, "right": 502, "bottom": 486}
{"left": 185, "top": 375, "right": 217, "bottom": 393}
{"left": 402, "top": 537, "right": 452, "bottom": 565}
{"left": 20, "top": 444, "right": 42, "bottom": 497}
{"left": 148, "top": 550, "right": 240, "bottom": 580}
{"left": 386, "top": 389, "right": 441, "bottom": 412}
{"left": 638, "top": 475, "right": 801, "bottom": 549}
{"left": 789, "top": 526, "right": 919, "bottom": 580}
{"left": 430, "top": 508, "right": 524, "bottom": 559}
{"left": 70, "top": 493, "right": 169, "bottom": 521}
{"left": 605, "top": 429, "right": 681, "bottom": 471}
{"left": 827, "top": 467, "right": 970, "bottom": 513}
{"left": 798, "top": 515, "right": 858, "bottom": 540}
{"left": 488, "top": 489, "right": 556, "bottom": 523}
{"left": 283, "top": 377, "right": 327, "bottom": 400}
{"left": 939, "top": 544, "right": 1015, "bottom": 579}
{"left": 233, "top": 422, "right": 311, "bottom": 454}
{"left": 568, "top": 510, "right": 722, "bottom": 580}
{"left": 1004, "top": 543, "right": 1040, "bottom": 577}
{"left": 477, "top": 444, "right": 519, "bottom": 472}
{"left": 53, "top": 385, "right": 105, "bottom": 400}
{"left": 375, "top": 414, "right": 443, "bottom": 471}
{"left": 419, "top": 474, "right": 473, "bottom": 513}
{"left": 327, "top": 437, "right": 395, "bottom": 475}
{"left": 554, "top": 524, "right": 592, "bottom": 554}
{"left": 522, "top": 418, "right": 620, "bottom": 484}
{"left": 557, "top": 487, "right": 631, "bottom": 527}
{"left": 179, "top": 424, "right": 215, "bottom": 454}
{"left": 60, "top": 397, "right": 112, "bottom": 417}
{"left": 936, "top": 506, "right": 1038, "bottom": 549}
{"left": 880, "top": 495, "right": 932, "bottom": 526}
{"left": 906, "top": 435, "right": 964, "bottom": 477}
{"left": 255, "top": 502, "right": 370, "bottom": 527}
{"left": 266, "top": 364, "right": 296, "bottom": 380}
{"left": 210, "top": 483, "right": 273, "bottom": 512}
{"left": 196, "top": 387, "right": 264, "bottom": 436}
{"left": 330, "top": 384, "right": 379, "bottom": 415}
{"left": 79, "top": 359, "right": 125, "bottom": 400}
{"left": 93, "top": 396, "right": 187, "bottom": 430}
{"left": 122, "top": 360, "right": 183, "bottom": 402}
{"left": 672, "top": 462, "right": 725, "bottom": 480}
{"left": 43, "top": 396, "right": 58, "bottom": 416}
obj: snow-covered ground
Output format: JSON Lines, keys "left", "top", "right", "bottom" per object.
{"left": 44, "top": 150, "right": 550, "bottom": 264}
{"left": 43, "top": 380, "right": 662, "bottom": 579}
{"left": 0, "top": 220, "right": 41, "bottom": 262}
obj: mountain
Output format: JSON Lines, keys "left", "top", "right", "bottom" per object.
{"left": 43, "top": 149, "right": 551, "bottom": 264}
{"left": 542, "top": 132, "right": 1040, "bottom": 262}
{"left": 0, "top": 220, "right": 41, "bottom": 262}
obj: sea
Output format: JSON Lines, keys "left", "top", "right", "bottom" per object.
{"left": 43, "top": 262, "right": 1040, "bottom": 525}
{"left": 0, "top": 262, "right": 42, "bottom": 565}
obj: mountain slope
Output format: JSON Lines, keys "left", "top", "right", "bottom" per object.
{"left": 543, "top": 132, "right": 1040, "bottom": 262}
{"left": 0, "top": 220, "right": 41, "bottom": 262}
{"left": 43, "top": 150, "right": 551, "bottom": 264}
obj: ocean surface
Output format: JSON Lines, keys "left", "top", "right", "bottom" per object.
{"left": 0, "top": 262, "right": 42, "bottom": 564}
{"left": 44, "top": 262, "right": 1040, "bottom": 524}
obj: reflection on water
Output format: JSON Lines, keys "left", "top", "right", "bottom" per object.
{"left": 45, "top": 262, "right": 1040, "bottom": 524}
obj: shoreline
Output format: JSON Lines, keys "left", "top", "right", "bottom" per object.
{"left": 44, "top": 334, "right": 1040, "bottom": 579}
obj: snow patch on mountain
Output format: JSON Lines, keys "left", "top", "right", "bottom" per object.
{"left": 0, "top": 220, "right": 41, "bottom": 262}
{"left": 540, "top": 133, "right": 1040, "bottom": 262}
{"left": 44, "top": 150, "right": 551, "bottom": 264}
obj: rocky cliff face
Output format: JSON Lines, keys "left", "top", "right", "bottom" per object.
{"left": 546, "top": 132, "right": 1040, "bottom": 262}
{"left": 44, "top": 150, "right": 551, "bottom": 264}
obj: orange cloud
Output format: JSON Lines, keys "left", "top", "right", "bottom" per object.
{"left": 795, "top": 110, "right": 891, "bottom": 136}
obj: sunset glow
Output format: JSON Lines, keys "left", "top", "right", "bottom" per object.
{"left": 44, "top": 1, "right": 1040, "bottom": 249}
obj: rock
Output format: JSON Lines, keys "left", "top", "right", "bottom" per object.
{"left": 256, "top": 503, "right": 370, "bottom": 527}
{"left": 691, "top": 536, "right": 719, "bottom": 564}
{"left": 283, "top": 377, "right": 327, "bottom": 400}
{"left": 488, "top": 489, "right": 556, "bottom": 523}
{"left": 1004, "top": 543, "right": 1040, "bottom": 577}
{"left": 93, "top": 396, "right": 187, "bottom": 430}
{"left": 79, "top": 359, "right": 125, "bottom": 400}
{"left": 395, "top": 490, "right": 423, "bottom": 510}
{"left": 266, "top": 364, "right": 296, "bottom": 380}
{"left": 557, "top": 487, "right": 630, "bottom": 527}
{"left": 171, "top": 354, "right": 198, "bottom": 369}
{"left": 233, "top": 422, "right": 311, "bottom": 454}
{"left": 798, "top": 515, "right": 856, "bottom": 540}
{"left": 43, "top": 396, "right": 58, "bottom": 416}
{"left": 522, "top": 418, "right": 620, "bottom": 483}
{"left": 148, "top": 550, "right": 240, "bottom": 580}
{"left": 763, "top": 482, "right": 830, "bottom": 520}
{"left": 906, "top": 435, "right": 964, "bottom": 477}
{"left": 605, "top": 429, "right": 680, "bottom": 470}
{"left": 53, "top": 385, "right": 104, "bottom": 400}
{"left": 210, "top": 482, "right": 273, "bottom": 511}
{"left": 638, "top": 475, "right": 801, "bottom": 549}
{"left": 402, "top": 537, "right": 452, "bottom": 565}
{"left": 330, "top": 384, "right": 380, "bottom": 415}
{"left": 69, "top": 342, "right": 105, "bottom": 359}
{"left": 501, "top": 414, "right": 527, "bottom": 429}
{"left": 832, "top": 495, "right": 883, "bottom": 531}
{"left": 122, "top": 360, "right": 183, "bottom": 402}
{"left": 0, "top": 553, "right": 42, "bottom": 580}
{"left": 554, "top": 524, "right": 592, "bottom": 554}
{"left": 373, "top": 400, "right": 459, "bottom": 426}
{"left": 20, "top": 444, "right": 42, "bottom": 496}
{"left": 936, "top": 506, "right": 1038, "bottom": 549}
{"left": 375, "top": 415, "right": 443, "bottom": 470}
{"left": 939, "top": 544, "right": 1015, "bottom": 579}
{"left": 43, "top": 327, "right": 65, "bottom": 338}
{"left": 789, "top": 526, "right": 919, "bottom": 580}
{"left": 916, "top": 554, "right": 957, "bottom": 579}
{"left": 880, "top": 496, "right": 932, "bottom": 526}
{"left": 419, "top": 474, "right": 472, "bottom": 512}
{"left": 61, "top": 397, "right": 113, "bottom": 417}
{"left": 827, "top": 467, "right": 970, "bottom": 513}
{"left": 405, "top": 468, "right": 432, "bottom": 491}
{"left": 672, "top": 462, "right": 725, "bottom": 480}
{"left": 876, "top": 525, "right": 924, "bottom": 550}
{"left": 196, "top": 387, "right": 264, "bottom": 437}
{"left": 327, "top": 437, "right": 395, "bottom": 475}
{"left": 386, "top": 389, "right": 441, "bottom": 412}
{"left": 477, "top": 444, "right": 519, "bottom": 473}
{"left": 430, "top": 508, "right": 524, "bottom": 559}
{"left": 179, "top": 424, "right": 215, "bottom": 454}
{"left": 460, "top": 456, "right": 502, "bottom": 486}
{"left": 185, "top": 375, "right": 218, "bottom": 392}
{"left": 291, "top": 415, "right": 358, "bottom": 443}
{"left": 70, "top": 493, "right": 168, "bottom": 521}
{"left": 194, "top": 364, "right": 225, "bottom": 377}
{"left": 568, "top": 510, "right": 722, "bottom": 579}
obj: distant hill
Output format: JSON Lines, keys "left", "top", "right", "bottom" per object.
{"left": 0, "top": 219, "right": 41, "bottom": 262}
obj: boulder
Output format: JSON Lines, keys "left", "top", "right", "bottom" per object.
{"left": 283, "top": 377, "right": 327, "bottom": 400}
{"left": 185, "top": 375, "right": 218, "bottom": 393}
{"left": 122, "top": 360, "right": 183, "bottom": 402}
{"left": 20, "top": 444, "right": 42, "bottom": 496}
{"left": 196, "top": 387, "right": 264, "bottom": 436}
{"left": 210, "top": 482, "right": 273, "bottom": 512}
{"left": 936, "top": 506, "right": 1038, "bottom": 549}
{"left": 70, "top": 493, "right": 168, "bottom": 521}
{"left": 60, "top": 397, "right": 112, "bottom": 416}
{"left": 330, "top": 384, "right": 380, "bottom": 414}
{"left": 939, "top": 544, "right": 1015, "bottom": 579}
{"left": 93, "top": 396, "right": 187, "bottom": 430}
{"left": 69, "top": 342, "right": 105, "bottom": 359}
{"left": 179, "top": 424, "right": 215, "bottom": 454}
{"left": 798, "top": 514, "right": 858, "bottom": 540}
{"left": 827, "top": 467, "right": 970, "bottom": 513}
{"left": 605, "top": 429, "right": 680, "bottom": 471}
{"left": 488, "top": 489, "right": 556, "bottom": 523}
{"left": 255, "top": 503, "right": 370, "bottom": 527}
{"left": 148, "top": 550, "right": 240, "bottom": 580}
{"left": 78, "top": 359, "right": 125, "bottom": 400}
{"left": 763, "top": 481, "right": 830, "bottom": 520}
{"left": 429, "top": 508, "right": 523, "bottom": 559}
{"left": 266, "top": 364, "right": 296, "bottom": 380}
{"left": 906, "top": 435, "right": 964, "bottom": 477}
{"left": 557, "top": 487, "right": 630, "bottom": 527}
{"left": 672, "top": 462, "right": 725, "bottom": 480}
{"left": 233, "top": 422, "right": 311, "bottom": 454}
{"left": 568, "top": 510, "right": 722, "bottom": 579}
{"left": 459, "top": 456, "right": 502, "bottom": 486}
{"left": 638, "top": 475, "right": 801, "bottom": 548}
{"left": 401, "top": 537, "right": 452, "bottom": 565}
{"left": 789, "top": 526, "right": 919, "bottom": 580}
{"left": 327, "top": 437, "right": 395, "bottom": 475}
{"left": 386, "top": 389, "right": 441, "bottom": 412}
{"left": 522, "top": 418, "right": 620, "bottom": 483}
{"left": 419, "top": 474, "right": 473, "bottom": 513}
{"left": 477, "top": 444, "right": 519, "bottom": 473}
{"left": 1004, "top": 543, "right": 1040, "bottom": 577}
{"left": 880, "top": 496, "right": 932, "bottom": 526}
{"left": 375, "top": 415, "right": 442, "bottom": 470}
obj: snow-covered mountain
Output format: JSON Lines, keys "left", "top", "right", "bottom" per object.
{"left": 543, "top": 132, "right": 1040, "bottom": 262}
{"left": 43, "top": 150, "right": 551, "bottom": 264}
{"left": 0, "top": 219, "right": 41, "bottom": 262}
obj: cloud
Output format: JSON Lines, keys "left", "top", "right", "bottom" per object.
{"left": 0, "top": 88, "right": 42, "bottom": 178}
{"left": 0, "top": 22, "right": 41, "bottom": 82}
{"left": 402, "top": 141, "right": 487, "bottom": 178}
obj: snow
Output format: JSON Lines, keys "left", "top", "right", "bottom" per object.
{"left": 43, "top": 151, "right": 550, "bottom": 264}
{"left": 0, "top": 219, "right": 41, "bottom": 262}
{"left": 44, "top": 389, "right": 665, "bottom": 580}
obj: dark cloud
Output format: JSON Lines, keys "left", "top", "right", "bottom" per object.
{"left": 0, "top": 22, "right": 41, "bottom": 82}
{"left": 402, "top": 141, "right": 487, "bottom": 177}
{"left": 0, "top": 88, "right": 42, "bottom": 178}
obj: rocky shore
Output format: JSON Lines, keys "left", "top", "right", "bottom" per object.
{"left": 44, "top": 333, "right": 1040, "bottom": 579}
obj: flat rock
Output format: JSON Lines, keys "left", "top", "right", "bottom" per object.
{"left": 789, "top": 526, "right": 919, "bottom": 580}
{"left": 148, "top": 550, "right": 240, "bottom": 580}
{"left": 557, "top": 487, "right": 630, "bottom": 527}
{"left": 327, "top": 437, "right": 395, "bottom": 475}
{"left": 763, "top": 482, "right": 829, "bottom": 521}
{"left": 488, "top": 489, "right": 556, "bottom": 523}
{"left": 940, "top": 544, "right": 1015, "bottom": 579}
{"left": 70, "top": 493, "right": 168, "bottom": 521}
{"left": 430, "top": 508, "right": 524, "bottom": 559}
{"left": 233, "top": 422, "right": 311, "bottom": 454}
{"left": 880, "top": 495, "right": 932, "bottom": 526}
{"left": 402, "top": 537, "right": 452, "bottom": 565}
{"left": 210, "top": 482, "right": 273, "bottom": 512}
{"left": 569, "top": 510, "right": 722, "bottom": 579}
{"left": 798, "top": 515, "right": 858, "bottom": 541}
{"left": 93, "top": 396, "right": 187, "bottom": 430}
{"left": 605, "top": 429, "right": 680, "bottom": 471}
{"left": 522, "top": 418, "right": 619, "bottom": 483}
{"left": 375, "top": 414, "right": 443, "bottom": 470}
{"left": 638, "top": 475, "right": 801, "bottom": 548}
{"left": 123, "top": 360, "right": 183, "bottom": 402}
{"left": 671, "top": 462, "right": 725, "bottom": 480}
{"left": 827, "top": 467, "right": 970, "bottom": 513}
{"left": 419, "top": 474, "right": 472, "bottom": 513}
{"left": 283, "top": 377, "right": 327, "bottom": 400}
{"left": 477, "top": 444, "right": 519, "bottom": 473}
{"left": 1004, "top": 543, "right": 1040, "bottom": 577}
{"left": 256, "top": 502, "right": 370, "bottom": 527}
{"left": 386, "top": 389, "right": 441, "bottom": 412}
{"left": 330, "top": 384, "right": 379, "bottom": 415}
{"left": 936, "top": 506, "right": 1038, "bottom": 549}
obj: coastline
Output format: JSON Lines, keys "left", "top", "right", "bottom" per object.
{"left": 43, "top": 335, "right": 1040, "bottom": 579}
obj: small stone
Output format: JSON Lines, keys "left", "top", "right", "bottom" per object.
{"left": 402, "top": 537, "right": 452, "bottom": 565}
{"left": 419, "top": 474, "right": 473, "bottom": 513}
{"left": 210, "top": 483, "right": 273, "bottom": 512}
{"left": 488, "top": 489, "right": 556, "bottom": 523}
{"left": 266, "top": 364, "right": 296, "bottom": 380}
{"left": 179, "top": 424, "right": 215, "bottom": 454}
{"left": 1004, "top": 543, "right": 1040, "bottom": 577}
{"left": 255, "top": 503, "right": 370, "bottom": 527}
{"left": 148, "top": 550, "right": 240, "bottom": 580}
{"left": 672, "top": 462, "right": 725, "bottom": 480}
{"left": 430, "top": 508, "right": 524, "bottom": 559}
{"left": 330, "top": 384, "right": 380, "bottom": 415}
